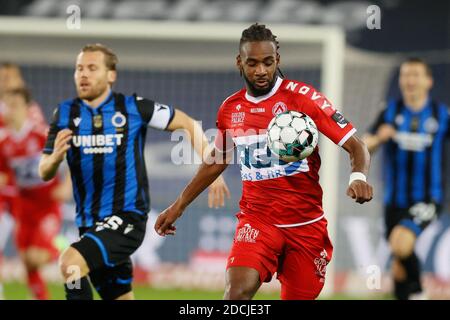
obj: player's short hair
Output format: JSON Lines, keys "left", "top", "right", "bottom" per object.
{"left": 0, "top": 62, "right": 21, "bottom": 71}
{"left": 81, "top": 44, "right": 118, "bottom": 71}
{"left": 402, "top": 57, "right": 432, "bottom": 77}
{"left": 4, "top": 87, "right": 32, "bottom": 105}
{"left": 239, "top": 23, "right": 280, "bottom": 52}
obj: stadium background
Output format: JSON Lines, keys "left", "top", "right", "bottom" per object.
{"left": 0, "top": 0, "right": 449, "bottom": 299}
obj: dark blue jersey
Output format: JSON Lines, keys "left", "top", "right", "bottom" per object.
{"left": 43, "top": 92, "right": 174, "bottom": 227}
{"left": 370, "top": 98, "right": 450, "bottom": 208}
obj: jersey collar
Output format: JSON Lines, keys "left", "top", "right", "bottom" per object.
{"left": 244, "top": 77, "right": 283, "bottom": 104}
{"left": 78, "top": 90, "right": 114, "bottom": 112}
{"left": 9, "top": 119, "right": 34, "bottom": 141}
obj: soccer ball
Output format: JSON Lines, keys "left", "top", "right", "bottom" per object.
{"left": 266, "top": 111, "right": 318, "bottom": 162}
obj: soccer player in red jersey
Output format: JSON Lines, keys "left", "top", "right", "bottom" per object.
{"left": 0, "top": 88, "right": 69, "bottom": 299}
{"left": 155, "top": 24, "right": 374, "bottom": 300}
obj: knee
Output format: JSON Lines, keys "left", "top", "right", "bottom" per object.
{"left": 224, "top": 283, "right": 255, "bottom": 300}
{"left": 59, "top": 247, "right": 88, "bottom": 281}
{"left": 391, "top": 244, "right": 414, "bottom": 259}
{"left": 24, "top": 248, "right": 50, "bottom": 270}
{"left": 389, "top": 227, "right": 416, "bottom": 259}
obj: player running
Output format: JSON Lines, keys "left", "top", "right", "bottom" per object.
{"left": 0, "top": 87, "right": 69, "bottom": 299}
{"left": 39, "top": 44, "right": 229, "bottom": 300}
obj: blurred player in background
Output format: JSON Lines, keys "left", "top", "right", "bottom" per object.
{"left": 39, "top": 44, "right": 229, "bottom": 300}
{"left": 363, "top": 58, "right": 449, "bottom": 299}
{"left": 0, "top": 63, "right": 46, "bottom": 128}
{"left": 0, "top": 87, "right": 71, "bottom": 300}
{"left": 155, "top": 23, "right": 373, "bottom": 300}
{"left": 0, "top": 62, "right": 48, "bottom": 300}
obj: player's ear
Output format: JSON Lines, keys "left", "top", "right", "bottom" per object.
{"left": 107, "top": 70, "right": 117, "bottom": 84}
{"left": 427, "top": 75, "right": 433, "bottom": 90}
{"left": 276, "top": 52, "right": 280, "bottom": 65}
{"left": 236, "top": 55, "right": 243, "bottom": 77}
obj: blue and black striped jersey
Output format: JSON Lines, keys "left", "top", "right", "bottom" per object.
{"left": 43, "top": 91, "right": 175, "bottom": 227}
{"left": 370, "top": 98, "right": 450, "bottom": 208}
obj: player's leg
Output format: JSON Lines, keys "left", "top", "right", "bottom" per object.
{"left": 20, "top": 247, "right": 53, "bottom": 300}
{"left": 277, "top": 219, "right": 333, "bottom": 300}
{"left": 223, "top": 213, "right": 283, "bottom": 300}
{"left": 89, "top": 258, "right": 135, "bottom": 300}
{"left": 23, "top": 210, "right": 63, "bottom": 300}
{"left": 59, "top": 246, "right": 93, "bottom": 300}
{"left": 224, "top": 266, "right": 261, "bottom": 300}
{"left": 69, "top": 212, "right": 147, "bottom": 300}
{"left": 389, "top": 224, "right": 420, "bottom": 299}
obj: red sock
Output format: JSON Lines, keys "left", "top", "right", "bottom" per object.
{"left": 27, "top": 270, "right": 49, "bottom": 300}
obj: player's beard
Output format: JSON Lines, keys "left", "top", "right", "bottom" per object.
{"left": 243, "top": 73, "right": 277, "bottom": 97}
{"left": 77, "top": 83, "right": 107, "bottom": 102}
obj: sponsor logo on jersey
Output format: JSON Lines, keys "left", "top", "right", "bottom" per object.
{"left": 73, "top": 117, "right": 81, "bottom": 127}
{"left": 72, "top": 134, "right": 123, "bottom": 154}
{"left": 236, "top": 223, "right": 259, "bottom": 243}
{"left": 235, "top": 104, "right": 242, "bottom": 111}
{"left": 314, "top": 249, "right": 328, "bottom": 281}
{"left": 111, "top": 111, "right": 126, "bottom": 128}
{"left": 234, "top": 134, "right": 310, "bottom": 181}
{"left": 331, "top": 110, "right": 348, "bottom": 128}
{"left": 93, "top": 115, "right": 103, "bottom": 128}
{"left": 124, "top": 224, "right": 134, "bottom": 235}
{"left": 231, "top": 112, "right": 245, "bottom": 125}
{"left": 393, "top": 132, "right": 432, "bottom": 151}
{"left": 272, "top": 102, "right": 287, "bottom": 115}
{"left": 285, "top": 81, "right": 334, "bottom": 115}
{"left": 155, "top": 102, "right": 169, "bottom": 111}
{"left": 250, "top": 107, "right": 265, "bottom": 113}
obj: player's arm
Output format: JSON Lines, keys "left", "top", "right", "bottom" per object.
{"left": 361, "top": 107, "right": 396, "bottom": 154}
{"left": 154, "top": 147, "right": 231, "bottom": 236}
{"left": 362, "top": 125, "right": 396, "bottom": 154}
{"left": 342, "top": 135, "right": 373, "bottom": 204}
{"left": 39, "top": 129, "right": 72, "bottom": 181}
{"left": 302, "top": 89, "right": 373, "bottom": 204}
{"left": 51, "top": 171, "right": 73, "bottom": 202}
{"left": 166, "top": 109, "right": 231, "bottom": 208}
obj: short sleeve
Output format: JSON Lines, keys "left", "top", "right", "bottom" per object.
{"left": 134, "top": 94, "right": 175, "bottom": 130}
{"left": 303, "top": 94, "right": 356, "bottom": 147}
{"left": 214, "top": 107, "right": 235, "bottom": 153}
{"left": 43, "top": 107, "right": 61, "bottom": 154}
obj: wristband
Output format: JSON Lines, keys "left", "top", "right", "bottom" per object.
{"left": 349, "top": 172, "right": 366, "bottom": 185}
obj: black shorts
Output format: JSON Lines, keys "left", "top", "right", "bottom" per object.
{"left": 384, "top": 202, "right": 441, "bottom": 239}
{"left": 71, "top": 211, "right": 147, "bottom": 300}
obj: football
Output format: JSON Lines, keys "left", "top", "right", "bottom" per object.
{"left": 266, "top": 110, "right": 319, "bottom": 162}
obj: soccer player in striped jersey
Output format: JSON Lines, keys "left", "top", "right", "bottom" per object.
{"left": 39, "top": 44, "right": 229, "bottom": 300}
{"left": 364, "top": 58, "right": 450, "bottom": 299}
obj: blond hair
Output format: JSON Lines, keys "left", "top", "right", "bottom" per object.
{"left": 81, "top": 44, "right": 118, "bottom": 71}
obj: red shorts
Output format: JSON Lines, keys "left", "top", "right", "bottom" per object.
{"left": 14, "top": 201, "right": 61, "bottom": 260}
{"left": 226, "top": 213, "right": 333, "bottom": 300}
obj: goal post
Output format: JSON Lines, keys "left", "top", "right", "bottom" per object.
{"left": 0, "top": 17, "right": 345, "bottom": 295}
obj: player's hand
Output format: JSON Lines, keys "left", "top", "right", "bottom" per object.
{"left": 347, "top": 180, "right": 373, "bottom": 204}
{"left": 377, "top": 124, "right": 396, "bottom": 143}
{"left": 208, "top": 175, "right": 231, "bottom": 209}
{"left": 52, "top": 129, "right": 73, "bottom": 163}
{"left": 155, "top": 203, "right": 184, "bottom": 236}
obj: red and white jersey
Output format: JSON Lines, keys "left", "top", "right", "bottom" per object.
{"left": 0, "top": 121, "right": 58, "bottom": 208}
{"left": 215, "top": 77, "right": 356, "bottom": 227}
{"left": 0, "top": 100, "right": 47, "bottom": 131}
